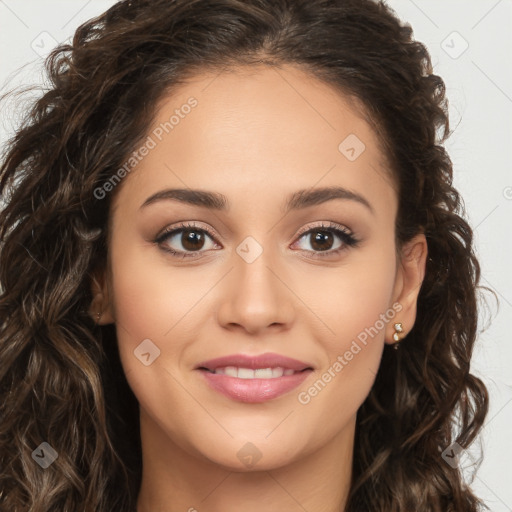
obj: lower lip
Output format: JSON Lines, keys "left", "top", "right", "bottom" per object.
{"left": 198, "top": 369, "right": 312, "bottom": 403}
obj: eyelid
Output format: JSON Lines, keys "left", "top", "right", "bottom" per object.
{"left": 154, "top": 220, "right": 358, "bottom": 258}
{"left": 294, "top": 220, "right": 354, "bottom": 239}
{"left": 156, "top": 220, "right": 354, "bottom": 241}
{"left": 155, "top": 221, "right": 217, "bottom": 241}
{"left": 290, "top": 221, "right": 359, "bottom": 258}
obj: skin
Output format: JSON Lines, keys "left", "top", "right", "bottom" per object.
{"left": 90, "top": 64, "right": 427, "bottom": 512}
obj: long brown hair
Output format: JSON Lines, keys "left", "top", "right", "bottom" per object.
{"left": 0, "top": 0, "right": 489, "bottom": 510}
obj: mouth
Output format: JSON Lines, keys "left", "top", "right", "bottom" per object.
{"left": 195, "top": 353, "right": 314, "bottom": 403}
{"left": 198, "top": 366, "right": 312, "bottom": 379}
{"left": 195, "top": 352, "right": 313, "bottom": 373}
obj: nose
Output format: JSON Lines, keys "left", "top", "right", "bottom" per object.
{"left": 215, "top": 241, "right": 295, "bottom": 336}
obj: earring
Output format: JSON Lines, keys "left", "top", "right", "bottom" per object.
{"left": 392, "top": 322, "right": 404, "bottom": 350}
{"left": 96, "top": 311, "right": 102, "bottom": 324}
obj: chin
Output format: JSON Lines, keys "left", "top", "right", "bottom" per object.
{"left": 193, "top": 435, "right": 307, "bottom": 472}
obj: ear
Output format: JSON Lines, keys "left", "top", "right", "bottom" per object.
{"left": 387, "top": 233, "right": 428, "bottom": 347}
{"left": 88, "top": 267, "right": 115, "bottom": 325}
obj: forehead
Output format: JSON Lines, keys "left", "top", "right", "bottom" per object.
{"left": 111, "top": 64, "right": 396, "bottom": 217}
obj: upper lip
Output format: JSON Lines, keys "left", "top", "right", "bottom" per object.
{"left": 196, "top": 352, "right": 313, "bottom": 372}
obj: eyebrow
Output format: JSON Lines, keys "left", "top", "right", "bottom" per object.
{"left": 140, "top": 185, "right": 374, "bottom": 215}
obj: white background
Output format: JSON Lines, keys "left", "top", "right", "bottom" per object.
{"left": 1, "top": 0, "right": 511, "bottom": 509}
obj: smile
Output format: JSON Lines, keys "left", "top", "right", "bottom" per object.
{"left": 203, "top": 366, "right": 301, "bottom": 378}
{"left": 195, "top": 353, "right": 314, "bottom": 403}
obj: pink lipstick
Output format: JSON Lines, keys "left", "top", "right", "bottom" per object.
{"left": 195, "top": 352, "right": 313, "bottom": 403}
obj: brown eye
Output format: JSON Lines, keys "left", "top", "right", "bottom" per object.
{"left": 178, "top": 229, "right": 207, "bottom": 251}
{"left": 306, "top": 230, "right": 337, "bottom": 252}
{"left": 155, "top": 222, "right": 219, "bottom": 258}
{"left": 292, "top": 222, "right": 359, "bottom": 258}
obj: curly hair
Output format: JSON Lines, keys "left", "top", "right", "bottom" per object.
{"left": 0, "top": 0, "right": 489, "bottom": 510}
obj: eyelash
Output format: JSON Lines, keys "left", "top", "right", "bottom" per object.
{"left": 154, "top": 221, "right": 360, "bottom": 259}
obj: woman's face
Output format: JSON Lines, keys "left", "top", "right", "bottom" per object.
{"left": 98, "top": 64, "right": 425, "bottom": 471}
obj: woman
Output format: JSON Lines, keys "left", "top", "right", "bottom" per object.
{"left": 0, "top": 0, "right": 489, "bottom": 510}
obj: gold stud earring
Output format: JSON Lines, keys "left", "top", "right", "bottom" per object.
{"left": 393, "top": 322, "right": 404, "bottom": 350}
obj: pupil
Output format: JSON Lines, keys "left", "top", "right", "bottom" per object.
{"left": 311, "top": 231, "right": 332, "bottom": 251}
{"left": 182, "top": 229, "right": 204, "bottom": 251}
{"left": 178, "top": 229, "right": 334, "bottom": 252}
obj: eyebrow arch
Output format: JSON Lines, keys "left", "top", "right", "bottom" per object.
{"left": 140, "top": 185, "right": 374, "bottom": 215}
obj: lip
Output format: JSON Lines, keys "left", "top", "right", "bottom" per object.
{"left": 195, "top": 352, "right": 313, "bottom": 403}
{"left": 195, "top": 352, "right": 312, "bottom": 372}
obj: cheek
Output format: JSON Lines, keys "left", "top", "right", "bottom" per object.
{"left": 107, "top": 237, "right": 210, "bottom": 389}
{"left": 109, "top": 240, "right": 209, "bottom": 339}
{"left": 107, "top": 245, "right": 208, "bottom": 437}
{"left": 299, "top": 248, "right": 398, "bottom": 349}
{"left": 293, "top": 245, "right": 397, "bottom": 417}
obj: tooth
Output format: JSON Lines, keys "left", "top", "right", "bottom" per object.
{"left": 224, "top": 366, "right": 238, "bottom": 377}
{"left": 237, "top": 368, "right": 255, "bottom": 379}
{"left": 211, "top": 366, "right": 298, "bottom": 378}
{"left": 272, "top": 367, "right": 285, "bottom": 378}
{"left": 254, "top": 368, "right": 273, "bottom": 379}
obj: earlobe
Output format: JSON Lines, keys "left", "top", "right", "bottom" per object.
{"left": 88, "top": 271, "right": 116, "bottom": 325}
{"left": 387, "top": 234, "right": 428, "bottom": 347}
